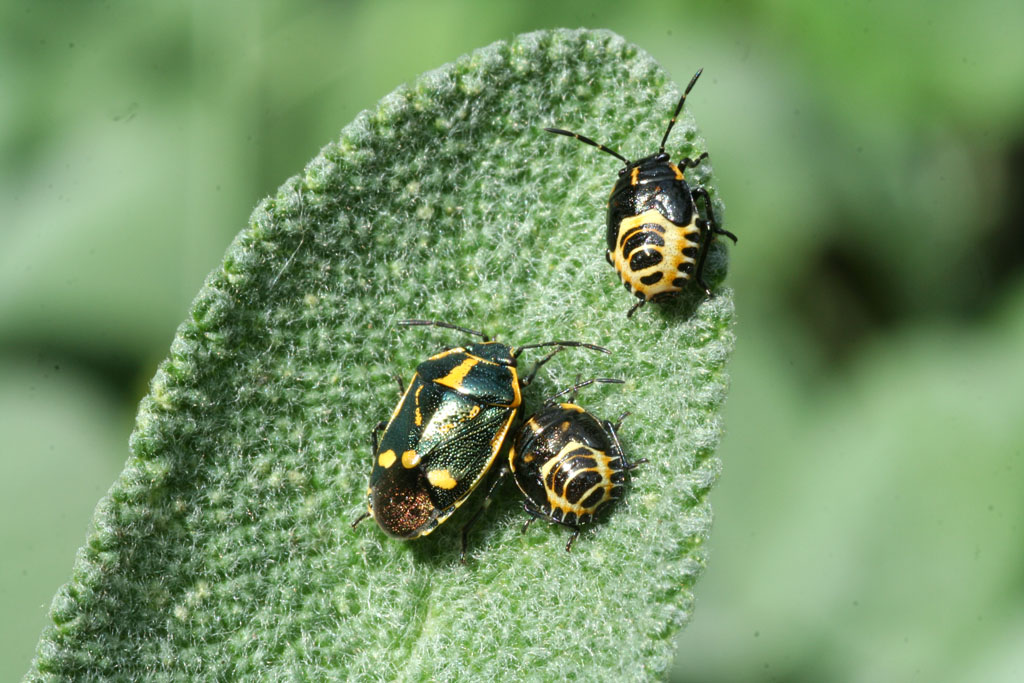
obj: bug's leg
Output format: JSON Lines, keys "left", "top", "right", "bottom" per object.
{"left": 353, "top": 420, "right": 388, "bottom": 529}
{"left": 605, "top": 418, "right": 648, "bottom": 471}
{"left": 564, "top": 526, "right": 582, "bottom": 553}
{"left": 568, "top": 374, "right": 582, "bottom": 404}
{"left": 522, "top": 501, "right": 583, "bottom": 552}
{"left": 459, "top": 464, "right": 510, "bottom": 564}
{"left": 716, "top": 226, "right": 738, "bottom": 242}
{"left": 392, "top": 374, "right": 405, "bottom": 395}
{"left": 626, "top": 297, "right": 646, "bottom": 318}
{"left": 605, "top": 418, "right": 646, "bottom": 515}
{"left": 689, "top": 188, "right": 721, "bottom": 296}
{"left": 692, "top": 186, "right": 737, "bottom": 243}
{"left": 677, "top": 151, "right": 709, "bottom": 171}
{"left": 521, "top": 502, "right": 543, "bottom": 534}
{"left": 370, "top": 420, "right": 387, "bottom": 455}
{"left": 521, "top": 346, "right": 565, "bottom": 387}
{"left": 692, "top": 220, "right": 715, "bottom": 297}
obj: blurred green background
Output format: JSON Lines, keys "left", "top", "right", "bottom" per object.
{"left": 3, "top": 1, "right": 1022, "bottom": 680}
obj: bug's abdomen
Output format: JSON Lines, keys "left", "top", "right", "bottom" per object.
{"left": 609, "top": 208, "right": 701, "bottom": 302}
{"left": 539, "top": 441, "right": 623, "bottom": 525}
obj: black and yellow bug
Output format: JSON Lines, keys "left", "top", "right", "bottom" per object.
{"left": 546, "top": 68, "right": 738, "bottom": 317}
{"left": 510, "top": 378, "right": 644, "bottom": 551}
{"left": 351, "top": 320, "right": 609, "bottom": 558}
{"left": 472, "top": 377, "right": 645, "bottom": 552}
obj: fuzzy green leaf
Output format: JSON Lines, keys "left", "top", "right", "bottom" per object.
{"left": 29, "top": 29, "right": 733, "bottom": 680}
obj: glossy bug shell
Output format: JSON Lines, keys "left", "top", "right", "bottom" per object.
{"left": 606, "top": 154, "right": 702, "bottom": 304}
{"left": 367, "top": 342, "right": 521, "bottom": 539}
{"left": 509, "top": 403, "right": 628, "bottom": 526}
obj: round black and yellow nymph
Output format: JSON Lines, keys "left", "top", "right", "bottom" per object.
{"left": 351, "top": 320, "right": 609, "bottom": 561}
{"left": 546, "top": 68, "right": 738, "bottom": 317}
{"left": 507, "top": 378, "right": 645, "bottom": 551}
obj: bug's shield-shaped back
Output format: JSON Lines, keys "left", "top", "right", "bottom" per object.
{"left": 416, "top": 347, "right": 520, "bottom": 407}
{"left": 369, "top": 351, "right": 519, "bottom": 539}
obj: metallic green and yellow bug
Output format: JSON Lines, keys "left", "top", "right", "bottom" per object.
{"left": 352, "top": 320, "right": 609, "bottom": 558}
{"left": 546, "top": 68, "right": 738, "bottom": 317}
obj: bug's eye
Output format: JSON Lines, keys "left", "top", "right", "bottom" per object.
{"left": 617, "top": 167, "right": 627, "bottom": 177}
{"left": 654, "top": 152, "right": 669, "bottom": 162}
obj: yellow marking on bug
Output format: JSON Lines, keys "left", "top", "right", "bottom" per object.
{"left": 427, "top": 469, "right": 458, "bottom": 489}
{"left": 414, "top": 384, "right": 424, "bottom": 426}
{"left": 611, "top": 209, "right": 700, "bottom": 300}
{"left": 377, "top": 449, "right": 397, "bottom": 468}
{"left": 618, "top": 225, "right": 652, "bottom": 252}
{"left": 401, "top": 449, "right": 420, "bottom": 468}
{"left": 490, "top": 410, "right": 516, "bottom": 454}
{"left": 538, "top": 441, "right": 587, "bottom": 481}
{"left": 426, "top": 347, "right": 468, "bottom": 362}
{"left": 468, "top": 405, "right": 481, "bottom": 420}
{"left": 537, "top": 442, "right": 617, "bottom": 515}
{"left": 669, "top": 162, "right": 683, "bottom": 180}
{"left": 508, "top": 366, "right": 522, "bottom": 407}
{"left": 569, "top": 455, "right": 620, "bottom": 513}
{"left": 435, "top": 357, "right": 479, "bottom": 392}
{"left": 617, "top": 209, "right": 677, "bottom": 241}
{"left": 418, "top": 428, "right": 501, "bottom": 531}
{"left": 615, "top": 210, "right": 677, "bottom": 280}
{"left": 630, "top": 166, "right": 639, "bottom": 186}
{"left": 559, "top": 403, "right": 586, "bottom": 413}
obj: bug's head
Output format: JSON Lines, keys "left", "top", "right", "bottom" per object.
{"left": 633, "top": 152, "right": 671, "bottom": 168}
{"left": 614, "top": 153, "right": 670, "bottom": 183}
{"left": 466, "top": 341, "right": 515, "bottom": 366}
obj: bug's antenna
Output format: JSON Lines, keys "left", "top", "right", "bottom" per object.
{"left": 512, "top": 340, "right": 610, "bottom": 358}
{"left": 660, "top": 68, "right": 703, "bottom": 154}
{"left": 398, "top": 319, "right": 489, "bottom": 341}
{"left": 545, "top": 377, "right": 624, "bottom": 405}
{"left": 545, "top": 128, "right": 631, "bottom": 166}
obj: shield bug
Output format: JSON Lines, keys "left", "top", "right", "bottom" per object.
{"left": 351, "top": 320, "right": 609, "bottom": 558}
{"left": 462, "top": 377, "right": 645, "bottom": 554}
{"left": 546, "top": 68, "right": 738, "bottom": 317}
{"left": 508, "top": 377, "right": 644, "bottom": 551}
